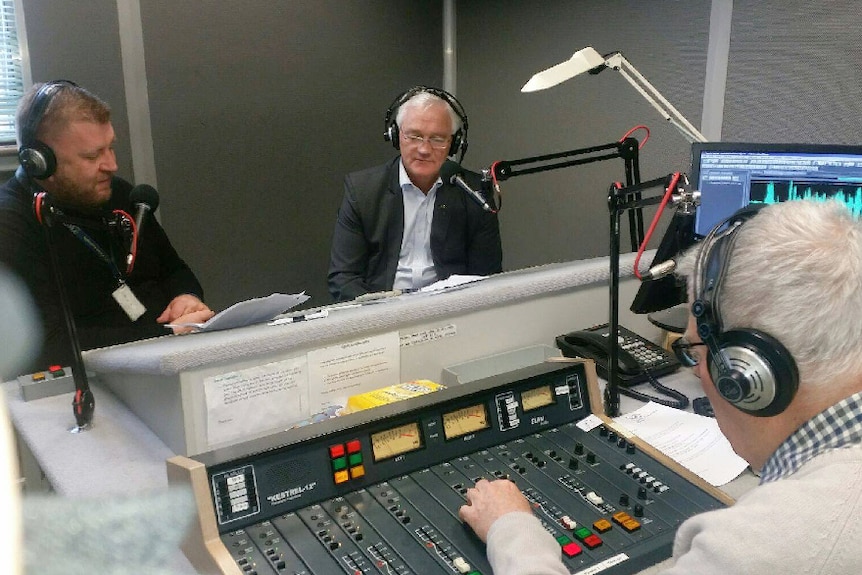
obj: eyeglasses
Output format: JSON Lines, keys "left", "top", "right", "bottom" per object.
{"left": 400, "top": 132, "right": 451, "bottom": 150}
{"left": 671, "top": 337, "right": 708, "bottom": 367}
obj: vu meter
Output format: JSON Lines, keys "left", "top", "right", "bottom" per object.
{"left": 521, "top": 385, "right": 555, "bottom": 412}
{"left": 442, "top": 404, "right": 490, "bottom": 440}
{"left": 370, "top": 422, "right": 423, "bottom": 461}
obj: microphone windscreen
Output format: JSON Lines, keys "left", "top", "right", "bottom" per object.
{"left": 129, "top": 184, "right": 160, "bottom": 212}
{"left": 439, "top": 159, "right": 463, "bottom": 183}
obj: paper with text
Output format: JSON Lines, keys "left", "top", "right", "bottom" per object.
{"left": 205, "top": 356, "right": 308, "bottom": 447}
{"left": 614, "top": 401, "right": 749, "bottom": 486}
{"left": 307, "top": 332, "right": 400, "bottom": 410}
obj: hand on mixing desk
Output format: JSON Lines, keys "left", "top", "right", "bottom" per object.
{"left": 458, "top": 478, "right": 532, "bottom": 542}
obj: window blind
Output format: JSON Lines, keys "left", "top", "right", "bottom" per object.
{"left": 0, "top": 0, "right": 24, "bottom": 145}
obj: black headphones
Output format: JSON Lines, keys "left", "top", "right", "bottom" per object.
{"left": 18, "top": 80, "right": 78, "bottom": 180}
{"left": 383, "top": 85, "right": 469, "bottom": 161}
{"left": 691, "top": 204, "right": 799, "bottom": 417}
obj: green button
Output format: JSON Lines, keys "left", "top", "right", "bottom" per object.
{"left": 574, "top": 526, "right": 592, "bottom": 541}
{"left": 555, "top": 535, "right": 572, "bottom": 545}
{"left": 331, "top": 456, "right": 347, "bottom": 471}
{"left": 348, "top": 453, "right": 363, "bottom": 466}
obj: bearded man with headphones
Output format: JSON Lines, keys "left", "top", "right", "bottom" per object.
{"left": 327, "top": 86, "right": 502, "bottom": 302}
{"left": 457, "top": 199, "right": 862, "bottom": 574}
{"left": 0, "top": 81, "right": 213, "bottom": 373}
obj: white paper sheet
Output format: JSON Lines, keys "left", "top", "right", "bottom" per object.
{"left": 307, "top": 332, "right": 400, "bottom": 410}
{"left": 167, "top": 292, "right": 310, "bottom": 332}
{"left": 613, "top": 401, "right": 749, "bottom": 486}
{"left": 204, "top": 356, "right": 308, "bottom": 447}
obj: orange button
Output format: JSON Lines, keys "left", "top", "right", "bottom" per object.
{"left": 346, "top": 439, "right": 361, "bottom": 454}
{"left": 333, "top": 470, "right": 349, "bottom": 484}
{"left": 621, "top": 518, "right": 641, "bottom": 532}
{"left": 593, "top": 518, "right": 612, "bottom": 533}
{"left": 612, "top": 511, "right": 631, "bottom": 525}
{"left": 350, "top": 465, "right": 365, "bottom": 479}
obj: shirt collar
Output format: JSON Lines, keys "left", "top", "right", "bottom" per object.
{"left": 398, "top": 159, "right": 442, "bottom": 193}
{"left": 759, "top": 390, "right": 862, "bottom": 483}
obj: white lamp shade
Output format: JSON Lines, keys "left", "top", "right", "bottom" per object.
{"left": 521, "top": 46, "right": 606, "bottom": 92}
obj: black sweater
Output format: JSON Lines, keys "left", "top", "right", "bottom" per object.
{"left": 0, "top": 173, "right": 204, "bottom": 372}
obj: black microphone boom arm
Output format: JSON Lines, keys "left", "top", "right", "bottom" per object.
{"left": 489, "top": 137, "right": 645, "bottom": 250}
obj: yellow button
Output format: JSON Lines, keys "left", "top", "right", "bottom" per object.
{"left": 350, "top": 465, "right": 365, "bottom": 479}
{"left": 333, "top": 470, "right": 349, "bottom": 484}
{"left": 621, "top": 518, "right": 641, "bottom": 532}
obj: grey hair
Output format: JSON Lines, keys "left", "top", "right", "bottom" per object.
{"left": 677, "top": 199, "right": 862, "bottom": 389}
{"left": 395, "top": 91, "right": 462, "bottom": 136}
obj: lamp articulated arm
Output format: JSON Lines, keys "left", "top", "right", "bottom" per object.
{"left": 522, "top": 46, "right": 708, "bottom": 145}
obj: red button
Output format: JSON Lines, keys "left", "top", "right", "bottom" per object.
{"left": 346, "top": 439, "right": 361, "bottom": 454}
{"left": 329, "top": 444, "right": 345, "bottom": 458}
{"left": 583, "top": 534, "right": 603, "bottom": 549}
{"left": 562, "top": 542, "right": 582, "bottom": 557}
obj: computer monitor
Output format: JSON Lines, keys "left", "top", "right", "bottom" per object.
{"left": 692, "top": 142, "right": 862, "bottom": 237}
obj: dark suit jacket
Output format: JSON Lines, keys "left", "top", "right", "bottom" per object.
{"left": 328, "top": 157, "right": 502, "bottom": 302}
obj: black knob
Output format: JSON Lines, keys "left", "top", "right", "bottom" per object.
{"left": 569, "top": 457, "right": 579, "bottom": 470}
{"left": 608, "top": 431, "right": 617, "bottom": 442}
{"left": 637, "top": 487, "right": 648, "bottom": 499}
{"left": 574, "top": 442, "right": 584, "bottom": 455}
{"left": 626, "top": 442, "right": 636, "bottom": 454}
{"left": 619, "top": 493, "right": 630, "bottom": 506}
{"left": 599, "top": 426, "right": 608, "bottom": 437}
{"left": 586, "top": 452, "right": 597, "bottom": 465}
{"left": 634, "top": 504, "right": 644, "bottom": 517}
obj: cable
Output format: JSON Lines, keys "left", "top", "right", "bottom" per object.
{"left": 619, "top": 125, "right": 650, "bottom": 149}
{"left": 113, "top": 209, "right": 137, "bottom": 274}
{"left": 618, "top": 369, "right": 690, "bottom": 410}
{"left": 632, "top": 172, "right": 680, "bottom": 279}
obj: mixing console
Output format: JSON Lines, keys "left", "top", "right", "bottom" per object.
{"left": 170, "top": 361, "right": 729, "bottom": 575}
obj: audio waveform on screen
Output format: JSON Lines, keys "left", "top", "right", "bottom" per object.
{"left": 749, "top": 180, "right": 862, "bottom": 217}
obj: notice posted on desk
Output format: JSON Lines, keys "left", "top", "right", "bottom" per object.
{"left": 307, "top": 331, "right": 400, "bottom": 410}
{"left": 204, "top": 356, "right": 308, "bottom": 447}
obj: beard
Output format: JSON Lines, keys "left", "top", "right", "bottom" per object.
{"left": 45, "top": 172, "right": 112, "bottom": 210}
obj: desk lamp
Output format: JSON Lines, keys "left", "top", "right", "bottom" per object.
{"left": 522, "top": 46, "right": 707, "bottom": 144}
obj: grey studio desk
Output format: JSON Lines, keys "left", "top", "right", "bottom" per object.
{"left": 5, "top": 253, "right": 756, "bottom": 574}
{"left": 81, "top": 254, "right": 661, "bottom": 457}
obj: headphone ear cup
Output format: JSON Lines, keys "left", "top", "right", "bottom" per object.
{"left": 706, "top": 329, "right": 799, "bottom": 417}
{"left": 387, "top": 123, "right": 400, "bottom": 150}
{"left": 19, "top": 141, "right": 56, "bottom": 180}
{"left": 448, "top": 129, "right": 463, "bottom": 157}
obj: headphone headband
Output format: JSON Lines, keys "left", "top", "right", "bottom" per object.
{"left": 383, "top": 85, "right": 469, "bottom": 162}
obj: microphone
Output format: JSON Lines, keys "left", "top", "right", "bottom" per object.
{"left": 440, "top": 160, "right": 494, "bottom": 213}
{"left": 129, "top": 184, "right": 160, "bottom": 235}
{"left": 641, "top": 259, "right": 677, "bottom": 281}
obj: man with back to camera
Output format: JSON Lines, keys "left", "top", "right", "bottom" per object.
{"left": 0, "top": 81, "right": 214, "bottom": 373}
{"left": 327, "top": 86, "right": 502, "bottom": 302}
{"left": 458, "top": 199, "right": 862, "bottom": 574}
